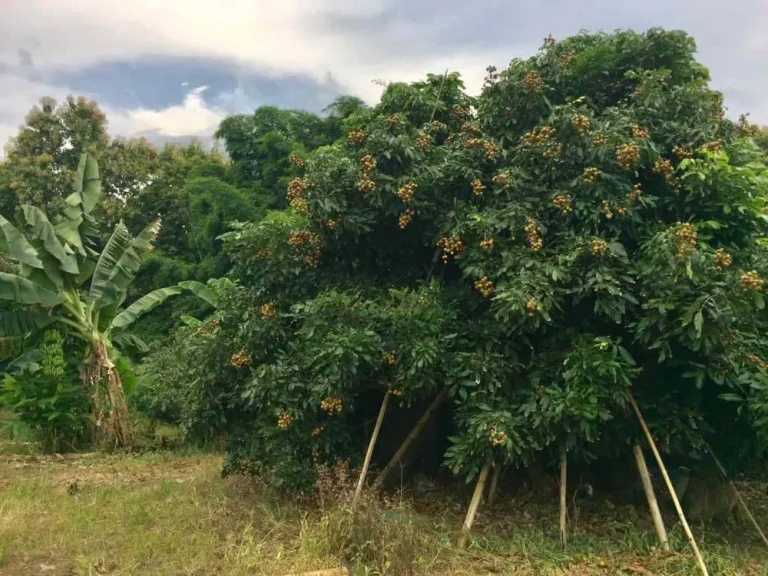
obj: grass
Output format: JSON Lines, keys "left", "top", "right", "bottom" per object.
{"left": 1, "top": 448, "right": 767, "bottom": 575}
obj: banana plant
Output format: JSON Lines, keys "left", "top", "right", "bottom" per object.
{"left": 0, "top": 153, "right": 200, "bottom": 447}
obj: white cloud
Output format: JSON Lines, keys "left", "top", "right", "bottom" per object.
{"left": 107, "top": 86, "right": 224, "bottom": 138}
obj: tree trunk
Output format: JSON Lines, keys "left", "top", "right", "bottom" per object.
{"left": 629, "top": 394, "right": 709, "bottom": 576}
{"left": 559, "top": 448, "right": 568, "bottom": 548}
{"left": 487, "top": 462, "right": 503, "bottom": 506}
{"left": 352, "top": 391, "right": 390, "bottom": 509}
{"left": 373, "top": 388, "right": 448, "bottom": 489}
{"left": 87, "top": 339, "right": 130, "bottom": 448}
{"left": 633, "top": 444, "right": 670, "bottom": 552}
{"left": 458, "top": 456, "right": 493, "bottom": 549}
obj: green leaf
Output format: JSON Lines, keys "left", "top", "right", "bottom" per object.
{"left": 89, "top": 222, "right": 132, "bottom": 302}
{"left": 21, "top": 206, "right": 79, "bottom": 275}
{"left": 54, "top": 215, "right": 85, "bottom": 255}
{"left": 111, "top": 332, "right": 149, "bottom": 353}
{"left": 67, "top": 153, "right": 101, "bottom": 215}
{"left": 0, "top": 215, "right": 42, "bottom": 269}
{"left": 693, "top": 310, "right": 703, "bottom": 337}
{"left": 180, "top": 315, "right": 203, "bottom": 327}
{"left": 0, "top": 273, "right": 61, "bottom": 306}
{"left": 754, "top": 292, "right": 765, "bottom": 310}
{"left": 178, "top": 280, "right": 218, "bottom": 307}
{"left": 110, "top": 286, "right": 183, "bottom": 330}
{"left": 0, "top": 312, "right": 56, "bottom": 337}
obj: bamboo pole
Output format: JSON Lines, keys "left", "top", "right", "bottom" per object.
{"left": 633, "top": 444, "right": 670, "bottom": 552}
{"left": 352, "top": 391, "right": 390, "bottom": 509}
{"left": 458, "top": 456, "right": 493, "bottom": 549}
{"left": 705, "top": 443, "right": 768, "bottom": 550}
{"left": 559, "top": 448, "right": 568, "bottom": 548}
{"left": 281, "top": 568, "right": 350, "bottom": 576}
{"left": 629, "top": 394, "right": 709, "bottom": 576}
{"left": 373, "top": 388, "right": 448, "bottom": 489}
{"left": 487, "top": 462, "right": 503, "bottom": 506}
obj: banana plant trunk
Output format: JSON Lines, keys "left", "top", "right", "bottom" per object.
{"left": 85, "top": 339, "right": 130, "bottom": 447}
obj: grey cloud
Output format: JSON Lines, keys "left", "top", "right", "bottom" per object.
{"left": 17, "top": 48, "right": 33, "bottom": 67}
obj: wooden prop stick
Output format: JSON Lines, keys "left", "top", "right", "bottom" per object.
{"left": 352, "top": 391, "right": 391, "bottom": 509}
{"left": 559, "top": 447, "right": 568, "bottom": 547}
{"left": 373, "top": 388, "right": 448, "bottom": 489}
{"left": 458, "top": 456, "right": 493, "bottom": 549}
{"left": 705, "top": 443, "right": 768, "bottom": 550}
{"left": 633, "top": 444, "right": 670, "bottom": 551}
{"left": 629, "top": 394, "right": 709, "bottom": 576}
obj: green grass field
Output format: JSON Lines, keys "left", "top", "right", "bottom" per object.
{"left": 1, "top": 445, "right": 767, "bottom": 575}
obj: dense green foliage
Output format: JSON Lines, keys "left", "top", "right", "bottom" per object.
{"left": 2, "top": 28, "right": 768, "bottom": 494}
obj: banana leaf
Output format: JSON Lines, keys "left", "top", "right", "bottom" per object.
{"left": 0, "top": 215, "right": 42, "bottom": 269}
{"left": 21, "top": 206, "right": 79, "bottom": 275}
{"left": 0, "top": 312, "right": 56, "bottom": 337}
{"left": 178, "top": 280, "right": 218, "bottom": 308}
{"left": 110, "top": 286, "right": 183, "bottom": 330}
{"left": 89, "top": 222, "right": 132, "bottom": 302}
{"left": 0, "top": 272, "right": 61, "bottom": 306}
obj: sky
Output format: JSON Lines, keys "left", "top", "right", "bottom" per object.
{"left": 1, "top": 0, "right": 766, "bottom": 153}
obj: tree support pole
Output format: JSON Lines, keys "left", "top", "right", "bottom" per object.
{"left": 705, "top": 443, "right": 768, "bottom": 550}
{"left": 352, "top": 391, "right": 390, "bottom": 509}
{"left": 633, "top": 444, "right": 670, "bottom": 552}
{"left": 629, "top": 394, "right": 709, "bottom": 576}
{"left": 373, "top": 388, "right": 448, "bottom": 489}
{"left": 559, "top": 447, "right": 568, "bottom": 548}
{"left": 458, "top": 456, "right": 493, "bottom": 549}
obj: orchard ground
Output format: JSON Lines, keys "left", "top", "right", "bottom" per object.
{"left": 1, "top": 441, "right": 767, "bottom": 575}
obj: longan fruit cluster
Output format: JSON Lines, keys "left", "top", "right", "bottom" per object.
{"left": 326, "top": 218, "right": 339, "bottom": 230}
{"left": 358, "top": 178, "right": 376, "bottom": 193}
{"left": 450, "top": 106, "right": 470, "bottom": 121}
{"left": 522, "top": 126, "right": 554, "bottom": 146}
{"left": 560, "top": 49, "right": 577, "bottom": 70}
{"left": 552, "top": 193, "right": 573, "bottom": 215}
{"left": 397, "top": 182, "right": 417, "bottom": 204}
{"left": 321, "top": 396, "right": 343, "bottom": 415}
{"left": 398, "top": 208, "right": 415, "bottom": 229}
{"left": 287, "top": 230, "right": 323, "bottom": 267}
{"left": 631, "top": 124, "right": 650, "bottom": 139}
{"left": 674, "top": 223, "right": 697, "bottom": 258}
{"left": 416, "top": 131, "right": 432, "bottom": 151}
{"left": 523, "top": 71, "right": 545, "bottom": 93}
{"left": 385, "top": 115, "right": 401, "bottom": 128}
{"left": 590, "top": 238, "right": 608, "bottom": 256}
{"left": 489, "top": 428, "right": 507, "bottom": 446}
{"left": 260, "top": 302, "right": 277, "bottom": 318}
{"left": 526, "top": 298, "right": 541, "bottom": 317}
{"left": 483, "top": 140, "right": 501, "bottom": 160}
{"left": 474, "top": 276, "right": 494, "bottom": 297}
{"left": 493, "top": 171, "right": 511, "bottom": 190}
{"left": 626, "top": 184, "right": 643, "bottom": 203}
{"left": 616, "top": 143, "right": 641, "bottom": 170}
{"left": 737, "top": 114, "right": 760, "bottom": 137}
{"left": 389, "top": 387, "right": 404, "bottom": 398}
{"left": 438, "top": 235, "right": 465, "bottom": 262}
{"left": 290, "top": 154, "right": 305, "bottom": 169}
{"left": 715, "top": 248, "right": 732, "bottom": 271}
{"left": 653, "top": 158, "right": 674, "bottom": 179}
{"left": 701, "top": 140, "right": 723, "bottom": 153}
{"left": 382, "top": 352, "right": 397, "bottom": 366}
{"left": 360, "top": 153, "right": 377, "bottom": 173}
{"left": 571, "top": 114, "right": 590, "bottom": 134}
{"left": 287, "top": 178, "right": 310, "bottom": 213}
{"left": 256, "top": 248, "right": 271, "bottom": 261}
{"left": 583, "top": 167, "right": 601, "bottom": 184}
{"left": 672, "top": 145, "right": 693, "bottom": 159}
{"left": 525, "top": 218, "right": 543, "bottom": 251}
{"left": 465, "top": 137, "right": 484, "bottom": 150}
{"left": 592, "top": 134, "right": 608, "bottom": 147}
{"left": 480, "top": 238, "right": 494, "bottom": 251}
{"left": 312, "top": 426, "right": 324, "bottom": 437}
{"left": 543, "top": 145, "right": 562, "bottom": 159}
{"left": 461, "top": 121, "right": 482, "bottom": 135}
{"left": 740, "top": 271, "right": 764, "bottom": 291}
{"left": 600, "top": 200, "right": 613, "bottom": 220}
{"left": 348, "top": 129, "right": 367, "bottom": 144}
{"left": 230, "top": 349, "right": 251, "bottom": 368}
{"left": 471, "top": 178, "right": 486, "bottom": 197}
{"left": 746, "top": 354, "right": 768, "bottom": 371}
{"left": 277, "top": 412, "right": 293, "bottom": 429}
